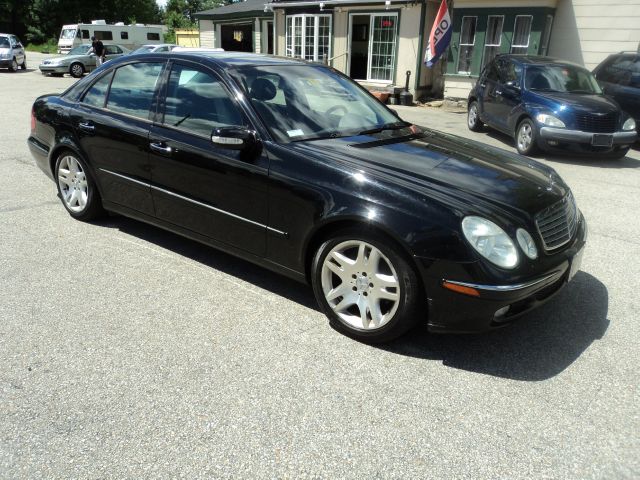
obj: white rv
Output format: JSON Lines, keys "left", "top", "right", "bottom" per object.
{"left": 57, "top": 20, "right": 164, "bottom": 53}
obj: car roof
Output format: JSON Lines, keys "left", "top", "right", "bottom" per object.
{"left": 166, "top": 51, "right": 315, "bottom": 67}
{"left": 496, "top": 54, "right": 586, "bottom": 69}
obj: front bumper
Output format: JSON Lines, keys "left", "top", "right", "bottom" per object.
{"left": 540, "top": 126, "right": 636, "bottom": 152}
{"left": 0, "top": 58, "right": 13, "bottom": 68}
{"left": 39, "top": 64, "right": 69, "bottom": 74}
{"left": 422, "top": 214, "right": 587, "bottom": 333}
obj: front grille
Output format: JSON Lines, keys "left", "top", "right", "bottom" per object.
{"left": 535, "top": 192, "right": 578, "bottom": 251}
{"left": 575, "top": 112, "right": 617, "bottom": 133}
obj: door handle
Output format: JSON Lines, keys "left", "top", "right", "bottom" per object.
{"left": 149, "top": 142, "right": 173, "bottom": 155}
{"left": 495, "top": 89, "right": 503, "bottom": 96}
{"left": 78, "top": 121, "right": 95, "bottom": 132}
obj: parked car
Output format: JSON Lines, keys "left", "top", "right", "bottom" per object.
{"left": 593, "top": 51, "right": 640, "bottom": 136}
{"left": 130, "top": 44, "right": 177, "bottom": 54}
{"left": 468, "top": 55, "right": 637, "bottom": 158}
{"left": 28, "top": 52, "right": 587, "bottom": 343}
{"left": 0, "top": 33, "right": 26, "bottom": 72}
{"left": 38, "top": 44, "right": 130, "bottom": 78}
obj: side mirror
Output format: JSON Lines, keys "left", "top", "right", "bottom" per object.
{"left": 505, "top": 81, "right": 520, "bottom": 91}
{"left": 211, "top": 126, "right": 258, "bottom": 153}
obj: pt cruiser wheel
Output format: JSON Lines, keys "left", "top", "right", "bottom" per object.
{"left": 312, "top": 232, "right": 422, "bottom": 343}
{"left": 516, "top": 118, "right": 539, "bottom": 155}
{"left": 467, "top": 101, "right": 483, "bottom": 132}
{"left": 55, "top": 151, "right": 103, "bottom": 221}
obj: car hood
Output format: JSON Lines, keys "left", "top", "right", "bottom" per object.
{"left": 528, "top": 91, "right": 620, "bottom": 114}
{"left": 287, "top": 127, "right": 568, "bottom": 218}
{"left": 0, "top": 47, "right": 10, "bottom": 54}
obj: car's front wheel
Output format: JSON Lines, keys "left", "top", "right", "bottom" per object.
{"left": 70, "top": 62, "right": 84, "bottom": 78}
{"left": 20, "top": 58, "right": 26, "bottom": 70}
{"left": 467, "top": 100, "right": 483, "bottom": 131}
{"left": 9, "top": 58, "right": 18, "bottom": 72}
{"left": 55, "top": 151, "right": 103, "bottom": 221}
{"left": 515, "top": 118, "right": 540, "bottom": 156}
{"left": 312, "top": 230, "right": 422, "bottom": 343}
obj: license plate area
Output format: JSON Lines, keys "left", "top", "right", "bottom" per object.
{"left": 592, "top": 134, "right": 613, "bottom": 147}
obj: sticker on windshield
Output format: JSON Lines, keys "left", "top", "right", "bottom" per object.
{"left": 287, "top": 129, "right": 304, "bottom": 137}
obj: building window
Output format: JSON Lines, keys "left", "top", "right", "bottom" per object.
{"left": 482, "top": 15, "right": 504, "bottom": 69}
{"left": 511, "top": 15, "right": 532, "bottom": 54}
{"left": 457, "top": 16, "right": 477, "bottom": 73}
{"left": 286, "top": 15, "right": 331, "bottom": 62}
{"left": 540, "top": 15, "right": 554, "bottom": 55}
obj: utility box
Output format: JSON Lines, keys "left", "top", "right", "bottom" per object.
{"left": 175, "top": 29, "right": 200, "bottom": 48}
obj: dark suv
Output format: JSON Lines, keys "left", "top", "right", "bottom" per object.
{"left": 468, "top": 55, "right": 637, "bottom": 158}
{"left": 593, "top": 52, "right": 640, "bottom": 135}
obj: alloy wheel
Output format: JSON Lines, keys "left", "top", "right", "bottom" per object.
{"left": 71, "top": 63, "right": 83, "bottom": 77}
{"left": 518, "top": 123, "right": 533, "bottom": 151}
{"left": 468, "top": 104, "right": 478, "bottom": 128}
{"left": 320, "top": 240, "right": 400, "bottom": 331}
{"left": 57, "top": 155, "right": 89, "bottom": 212}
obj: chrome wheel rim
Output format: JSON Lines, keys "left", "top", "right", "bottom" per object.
{"left": 321, "top": 240, "right": 400, "bottom": 331}
{"left": 57, "top": 155, "right": 88, "bottom": 212}
{"left": 71, "top": 64, "right": 83, "bottom": 76}
{"left": 468, "top": 104, "right": 478, "bottom": 127}
{"left": 518, "top": 123, "right": 533, "bottom": 151}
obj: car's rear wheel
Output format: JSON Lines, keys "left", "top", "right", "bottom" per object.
{"left": 467, "top": 101, "right": 483, "bottom": 131}
{"left": 9, "top": 58, "right": 18, "bottom": 72}
{"left": 55, "top": 151, "right": 103, "bottom": 221}
{"left": 70, "top": 62, "right": 84, "bottom": 78}
{"left": 312, "top": 230, "right": 422, "bottom": 343}
{"left": 516, "top": 118, "right": 539, "bottom": 156}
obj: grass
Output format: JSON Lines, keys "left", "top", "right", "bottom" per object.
{"left": 25, "top": 39, "right": 59, "bottom": 54}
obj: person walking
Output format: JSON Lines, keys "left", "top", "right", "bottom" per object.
{"left": 90, "top": 36, "right": 105, "bottom": 66}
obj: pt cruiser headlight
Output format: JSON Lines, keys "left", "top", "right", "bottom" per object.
{"left": 623, "top": 117, "right": 636, "bottom": 131}
{"left": 536, "top": 113, "right": 566, "bottom": 128}
{"left": 462, "top": 216, "right": 519, "bottom": 269}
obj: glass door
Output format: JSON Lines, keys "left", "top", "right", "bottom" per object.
{"left": 349, "top": 13, "right": 398, "bottom": 83}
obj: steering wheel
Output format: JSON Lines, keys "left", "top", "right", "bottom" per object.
{"left": 326, "top": 105, "right": 348, "bottom": 117}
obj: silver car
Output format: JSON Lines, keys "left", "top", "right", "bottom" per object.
{"left": 39, "top": 44, "right": 130, "bottom": 78}
{"left": 0, "top": 33, "right": 26, "bottom": 72}
{"left": 130, "top": 44, "right": 178, "bottom": 54}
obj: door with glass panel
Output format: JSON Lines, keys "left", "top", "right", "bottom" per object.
{"left": 348, "top": 13, "right": 398, "bottom": 83}
{"left": 285, "top": 15, "right": 331, "bottom": 62}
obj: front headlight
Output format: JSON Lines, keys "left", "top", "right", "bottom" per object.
{"left": 461, "top": 216, "right": 519, "bottom": 269}
{"left": 536, "top": 113, "right": 566, "bottom": 128}
{"left": 623, "top": 117, "right": 636, "bottom": 131}
{"left": 516, "top": 228, "right": 538, "bottom": 260}
{"left": 0, "top": 52, "right": 10, "bottom": 59}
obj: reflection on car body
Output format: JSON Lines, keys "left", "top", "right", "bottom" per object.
{"left": 28, "top": 52, "right": 587, "bottom": 343}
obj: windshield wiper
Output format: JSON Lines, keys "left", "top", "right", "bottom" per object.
{"left": 357, "top": 121, "right": 410, "bottom": 136}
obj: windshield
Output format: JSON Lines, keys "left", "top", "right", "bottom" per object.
{"left": 233, "top": 65, "right": 404, "bottom": 142}
{"left": 0, "top": 37, "right": 9, "bottom": 48}
{"left": 68, "top": 45, "right": 91, "bottom": 55}
{"left": 132, "top": 46, "right": 154, "bottom": 54}
{"left": 60, "top": 28, "right": 77, "bottom": 40}
{"left": 525, "top": 65, "right": 602, "bottom": 94}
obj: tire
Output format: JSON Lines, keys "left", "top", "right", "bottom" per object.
{"left": 70, "top": 62, "right": 84, "bottom": 78}
{"left": 9, "top": 58, "right": 18, "bottom": 72}
{"left": 515, "top": 118, "right": 540, "bottom": 156}
{"left": 467, "top": 100, "right": 483, "bottom": 132}
{"left": 20, "top": 58, "right": 26, "bottom": 70}
{"left": 311, "top": 229, "right": 423, "bottom": 343}
{"left": 54, "top": 151, "right": 103, "bottom": 221}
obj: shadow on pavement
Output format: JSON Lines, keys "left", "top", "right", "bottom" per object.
{"left": 97, "top": 216, "right": 608, "bottom": 381}
{"left": 381, "top": 271, "right": 609, "bottom": 381}
{"left": 98, "top": 215, "right": 318, "bottom": 310}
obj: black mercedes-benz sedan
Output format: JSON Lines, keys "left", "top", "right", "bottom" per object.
{"left": 28, "top": 51, "right": 587, "bottom": 343}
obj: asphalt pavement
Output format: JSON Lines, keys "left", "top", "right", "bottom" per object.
{"left": 1, "top": 52, "right": 638, "bottom": 478}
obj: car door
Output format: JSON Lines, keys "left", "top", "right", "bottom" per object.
{"left": 148, "top": 61, "right": 269, "bottom": 256}
{"left": 489, "top": 58, "right": 522, "bottom": 132}
{"left": 595, "top": 54, "right": 640, "bottom": 125}
{"left": 104, "top": 45, "right": 124, "bottom": 62}
{"left": 479, "top": 59, "right": 502, "bottom": 128}
{"left": 69, "top": 61, "right": 166, "bottom": 216}
{"left": 10, "top": 36, "right": 24, "bottom": 65}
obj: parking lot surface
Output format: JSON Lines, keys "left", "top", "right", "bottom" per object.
{"left": 1, "top": 53, "right": 639, "bottom": 478}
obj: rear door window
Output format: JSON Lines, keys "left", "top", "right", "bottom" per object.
{"left": 82, "top": 72, "right": 114, "bottom": 108}
{"left": 106, "top": 62, "right": 164, "bottom": 119}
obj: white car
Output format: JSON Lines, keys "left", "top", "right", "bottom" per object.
{"left": 130, "top": 44, "right": 177, "bottom": 54}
